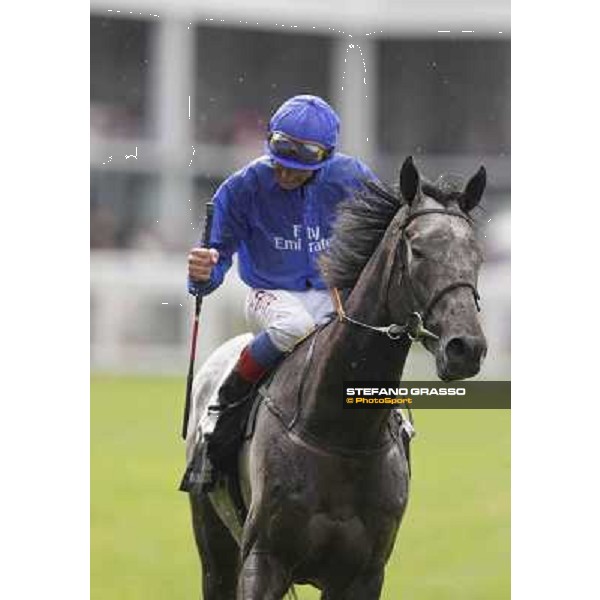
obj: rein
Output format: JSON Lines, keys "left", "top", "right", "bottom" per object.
{"left": 329, "top": 208, "right": 481, "bottom": 344}
{"left": 330, "top": 287, "right": 436, "bottom": 342}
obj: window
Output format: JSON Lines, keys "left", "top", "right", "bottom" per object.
{"left": 378, "top": 39, "right": 510, "bottom": 156}
{"left": 194, "top": 26, "right": 332, "bottom": 145}
{"left": 91, "top": 16, "right": 152, "bottom": 138}
{"left": 91, "top": 170, "right": 160, "bottom": 249}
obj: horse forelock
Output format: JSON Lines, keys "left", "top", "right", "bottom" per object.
{"left": 421, "top": 175, "right": 467, "bottom": 209}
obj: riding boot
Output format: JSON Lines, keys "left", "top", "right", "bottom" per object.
{"left": 201, "top": 370, "right": 257, "bottom": 491}
{"left": 179, "top": 369, "right": 255, "bottom": 494}
{"left": 212, "top": 369, "right": 256, "bottom": 415}
{"left": 180, "top": 346, "right": 272, "bottom": 494}
{"left": 179, "top": 363, "right": 262, "bottom": 492}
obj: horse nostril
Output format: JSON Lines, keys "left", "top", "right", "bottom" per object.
{"left": 445, "top": 336, "right": 486, "bottom": 365}
{"left": 445, "top": 337, "right": 468, "bottom": 361}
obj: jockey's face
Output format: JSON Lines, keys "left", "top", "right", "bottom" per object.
{"left": 273, "top": 163, "right": 314, "bottom": 190}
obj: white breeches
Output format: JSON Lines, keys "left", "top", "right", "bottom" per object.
{"left": 244, "top": 288, "right": 335, "bottom": 352}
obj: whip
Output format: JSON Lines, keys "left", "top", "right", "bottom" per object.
{"left": 181, "top": 201, "right": 214, "bottom": 439}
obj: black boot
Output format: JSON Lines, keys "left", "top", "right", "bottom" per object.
{"left": 180, "top": 369, "right": 255, "bottom": 494}
{"left": 212, "top": 370, "right": 256, "bottom": 414}
{"left": 207, "top": 370, "right": 256, "bottom": 462}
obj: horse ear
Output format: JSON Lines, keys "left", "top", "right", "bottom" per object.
{"left": 461, "top": 166, "right": 486, "bottom": 212}
{"left": 399, "top": 156, "right": 420, "bottom": 205}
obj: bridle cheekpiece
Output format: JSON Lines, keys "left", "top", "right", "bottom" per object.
{"left": 329, "top": 207, "right": 481, "bottom": 345}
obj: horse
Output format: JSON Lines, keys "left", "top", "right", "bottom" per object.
{"left": 184, "top": 156, "right": 488, "bottom": 599}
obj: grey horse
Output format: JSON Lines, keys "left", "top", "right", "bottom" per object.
{"left": 184, "top": 156, "right": 488, "bottom": 599}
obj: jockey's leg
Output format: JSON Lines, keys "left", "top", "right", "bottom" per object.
{"left": 211, "top": 327, "right": 289, "bottom": 417}
{"left": 181, "top": 290, "right": 334, "bottom": 493}
{"left": 226, "top": 288, "right": 333, "bottom": 405}
{"left": 244, "top": 288, "right": 321, "bottom": 353}
{"left": 179, "top": 335, "right": 282, "bottom": 493}
{"left": 192, "top": 336, "right": 280, "bottom": 491}
{"left": 188, "top": 290, "right": 319, "bottom": 492}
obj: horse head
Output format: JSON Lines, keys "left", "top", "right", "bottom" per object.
{"left": 389, "top": 156, "right": 488, "bottom": 380}
{"left": 320, "top": 156, "right": 487, "bottom": 381}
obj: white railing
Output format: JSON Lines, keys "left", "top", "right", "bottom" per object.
{"left": 91, "top": 251, "right": 248, "bottom": 374}
{"left": 91, "top": 250, "right": 510, "bottom": 379}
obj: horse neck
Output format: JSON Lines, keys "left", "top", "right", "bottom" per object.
{"left": 300, "top": 238, "right": 412, "bottom": 449}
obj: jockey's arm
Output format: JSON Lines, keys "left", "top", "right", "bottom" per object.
{"left": 187, "top": 177, "right": 250, "bottom": 297}
{"left": 188, "top": 247, "right": 219, "bottom": 282}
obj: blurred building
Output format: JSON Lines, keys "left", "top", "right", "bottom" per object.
{"left": 91, "top": 0, "right": 510, "bottom": 377}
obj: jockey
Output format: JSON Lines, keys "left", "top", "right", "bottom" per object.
{"left": 186, "top": 95, "right": 380, "bottom": 490}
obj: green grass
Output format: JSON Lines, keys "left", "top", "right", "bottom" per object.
{"left": 91, "top": 376, "right": 509, "bottom": 599}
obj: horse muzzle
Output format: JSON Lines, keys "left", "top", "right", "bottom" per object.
{"left": 436, "top": 334, "right": 487, "bottom": 380}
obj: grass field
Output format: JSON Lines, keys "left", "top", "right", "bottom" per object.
{"left": 91, "top": 376, "right": 509, "bottom": 599}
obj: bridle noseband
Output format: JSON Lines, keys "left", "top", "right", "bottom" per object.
{"left": 330, "top": 207, "right": 481, "bottom": 344}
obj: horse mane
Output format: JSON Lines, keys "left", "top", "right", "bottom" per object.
{"left": 319, "top": 180, "right": 404, "bottom": 289}
{"left": 320, "top": 176, "right": 463, "bottom": 289}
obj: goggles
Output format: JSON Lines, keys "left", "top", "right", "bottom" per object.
{"left": 267, "top": 131, "right": 332, "bottom": 166}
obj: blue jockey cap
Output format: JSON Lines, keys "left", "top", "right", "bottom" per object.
{"left": 267, "top": 95, "right": 340, "bottom": 170}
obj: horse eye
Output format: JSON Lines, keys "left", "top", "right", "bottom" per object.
{"left": 412, "top": 247, "right": 425, "bottom": 260}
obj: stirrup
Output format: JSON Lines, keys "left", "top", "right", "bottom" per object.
{"left": 179, "top": 437, "right": 218, "bottom": 493}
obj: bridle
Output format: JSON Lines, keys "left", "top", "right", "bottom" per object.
{"left": 401, "top": 208, "right": 481, "bottom": 324}
{"left": 330, "top": 207, "right": 481, "bottom": 344}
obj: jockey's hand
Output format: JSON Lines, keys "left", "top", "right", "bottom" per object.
{"left": 188, "top": 247, "right": 219, "bottom": 282}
